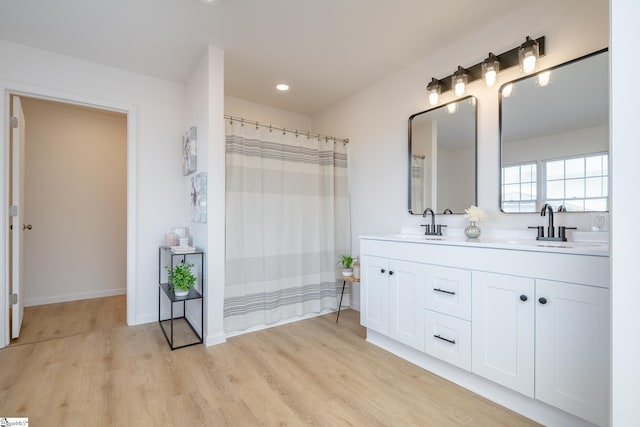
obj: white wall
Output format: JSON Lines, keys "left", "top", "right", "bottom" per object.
{"left": 611, "top": 0, "right": 640, "bottom": 425}
{"left": 21, "top": 98, "right": 127, "bottom": 306}
{"left": 0, "top": 40, "right": 186, "bottom": 325}
{"left": 225, "top": 96, "right": 312, "bottom": 130}
{"left": 312, "top": 0, "right": 609, "bottom": 254}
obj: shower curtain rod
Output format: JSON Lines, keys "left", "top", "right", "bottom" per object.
{"left": 224, "top": 115, "right": 349, "bottom": 144}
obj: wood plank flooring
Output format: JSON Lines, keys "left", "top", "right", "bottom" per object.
{"left": 0, "top": 303, "right": 539, "bottom": 426}
{"left": 10, "top": 295, "right": 126, "bottom": 346}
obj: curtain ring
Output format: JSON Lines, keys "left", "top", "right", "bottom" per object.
{"left": 269, "top": 124, "right": 272, "bottom": 132}
{"left": 295, "top": 130, "right": 298, "bottom": 138}
{"left": 240, "top": 118, "right": 244, "bottom": 127}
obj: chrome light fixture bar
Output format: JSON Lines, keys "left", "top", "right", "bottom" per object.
{"left": 426, "top": 36, "right": 545, "bottom": 105}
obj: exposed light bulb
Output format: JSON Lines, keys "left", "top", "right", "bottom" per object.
{"left": 522, "top": 55, "right": 537, "bottom": 73}
{"left": 484, "top": 69, "right": 497, "bottom": 87}
{"left": 481, "top": 53, "right": 500, "bottom": 87}
{"left": 519, "top": 36, "right": 540, "bottom": 73}
{"left": 428, "top": 91, "right": 439, "bottom": 106}
{"left": 537, "top": 71, "right": 551, "bottom": 86}
{"left": 426, "top": 78, "right": 441, "bottom": 106}
{"left": 502, "top": 83, "right": 513, "bottom": 98}
{"left": 451, "top": 66, "right": 468, "bottom": 97}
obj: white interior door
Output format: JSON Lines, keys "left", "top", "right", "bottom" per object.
{"left": 11, "top": 95, "right": 26, "bottom": 339}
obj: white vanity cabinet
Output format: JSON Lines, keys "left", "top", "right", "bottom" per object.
{"left": 424, "top": 266, "right": 472, "bottom": 371}
{"left": 471, "top": 272, "right": 535, "bottom": 397}
{"left": 360, "top": 255, "right": 425, "bottom": 350}
{"left": 359, "top": 236, "right": 610, "bottom": 427}
{"left": 360, "top": 255, "right": 390, "bottom": 335}
{"left": 535, "top": 279, "right": 610, "bottom": 427}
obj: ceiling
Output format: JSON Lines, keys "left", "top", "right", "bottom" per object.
{"left": 0, "top": 0, "right": 528, "bottom": 115}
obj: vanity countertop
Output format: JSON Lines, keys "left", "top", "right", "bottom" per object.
{"left": 361, "top": 234, "right": 609, "bottom": 257}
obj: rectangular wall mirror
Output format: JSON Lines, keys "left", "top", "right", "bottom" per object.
{"left": 500, "top": 49, "right": 609, "bottom": 213}
{"left": 408, "top": 96, "right": 477, "bottom": 215}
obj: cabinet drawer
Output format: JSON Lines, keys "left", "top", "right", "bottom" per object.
{"left": 424, "top": 310, "right": 471, "bottom": 371}
{"left": 424, "top": 266, "right": 471, "bottom": 320}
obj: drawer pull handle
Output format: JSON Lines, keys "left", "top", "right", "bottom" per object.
{"left": 434, "top": 334, "right": 456, "bottom": 344}
{"left": 433, "top": 288, "right": 456, "bottom": 295}
{"left": 380, "top": 269, "right": 386, "bottom": 274}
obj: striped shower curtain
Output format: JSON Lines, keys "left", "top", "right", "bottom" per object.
{"left": 224, "top": 120, "right": 350, "bottom": 333}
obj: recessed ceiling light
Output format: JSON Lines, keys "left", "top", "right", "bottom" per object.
{"left": 276, "top": 84, "right": 289, "bottom": 91}
{"left": 200, "top": 0, "right": 223, "bottom": 5}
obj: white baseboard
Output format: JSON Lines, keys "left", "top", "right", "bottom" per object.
{"left": 24, "top": 288, "right": 126, "bottom": 307}
{"left": 205, "top": 332, "right": 226, "bottom": 346}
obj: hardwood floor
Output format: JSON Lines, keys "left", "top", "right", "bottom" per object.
{"left": 10, "top": 295, "right": 126, "bottom": 346}
{"left": 0, "top": 306, "right": 539, "bottom": 426}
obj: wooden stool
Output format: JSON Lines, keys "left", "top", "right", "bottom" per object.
{"left": 337, "top": 276, "right": 360, "bottom": 323}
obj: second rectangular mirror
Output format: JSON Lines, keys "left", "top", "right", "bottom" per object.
{"left": 500, "top": 49, "right": 609, "bottom": 213}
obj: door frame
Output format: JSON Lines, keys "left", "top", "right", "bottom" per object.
{"left": 0, "top": 81, "right": 138, "bottom": 347}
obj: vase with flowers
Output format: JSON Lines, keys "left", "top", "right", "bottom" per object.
{"left": 463, "top": 205, "right": 486, "bottom": 239}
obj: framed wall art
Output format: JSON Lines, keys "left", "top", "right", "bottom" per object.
{"left": 183, "top": 126, "right": 197, "bottom": 175}
{"left": 191, "top": 172, "right": 207, "bottom": 223}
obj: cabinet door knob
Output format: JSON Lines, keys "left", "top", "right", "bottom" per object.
{"left": 538, "top": 297, "right": 548, "bottom": 305}
{"left": 520, "top": 295, "right": 528, "bottom": 302}
{"left": 388, "top": 271, "right": 394, "bottom": 275}
{"left": 380, "top": 268, "right": 386, "bottom": 274}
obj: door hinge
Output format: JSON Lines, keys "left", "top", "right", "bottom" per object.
{"left": 9, "top": 205, "right": 18, "bottom": 217}
{"left": 10, "top": 116, "right": 18, "bottom": 128}
{"left": 10, "top": 293, "right": 17, "bottom": 305}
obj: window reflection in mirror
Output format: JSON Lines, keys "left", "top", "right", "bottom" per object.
{"left": 500, "top": 49, "right": 609, "bottom": 213}
{"left": 409, "top": 96, "right": 477, "bottom": 214}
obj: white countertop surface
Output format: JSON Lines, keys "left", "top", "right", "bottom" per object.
{"left": 361, "top": 233, "right": 609, "bottom": 257}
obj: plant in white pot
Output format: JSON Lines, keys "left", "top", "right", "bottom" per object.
{"left": 165, "top": 262, "right": 196, "bottom": 297}
{"left": 338, "top": 254, "right": 355, "bottom": 277}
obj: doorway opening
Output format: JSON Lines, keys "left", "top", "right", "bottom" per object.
{"left": 10, "top": 97, "right": 127, "bottom": 344}
{"left": 1, "top": 84, "right": 137, "bottom": 348}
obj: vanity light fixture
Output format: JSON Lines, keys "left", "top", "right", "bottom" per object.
{"left": 482, "top": 53, "right": 500, "bottom": 87}
{"left": 519, "top": 36, "right": 540, "bottom": 73}
{"left": 427, "top": 78, "right": 442, "bottom": 106}
{"left": 425, "top": 36, "right": 545, "bottom": 104}
{"left": 452, "top": 66, "right": 468, "bottom": 96}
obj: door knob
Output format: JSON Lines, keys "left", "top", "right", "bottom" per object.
{"left": 538, "top": 297, "right": 547, "bottom": 305}
{"left": 23, "top": 224, "right": 32, "bottom": 230}
{"left": 520, "top": 295, "right": 528, "bottom": 302}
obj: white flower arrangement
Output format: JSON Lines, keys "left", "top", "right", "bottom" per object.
{"left": 464, "top": 205, "right": 486, "bottom": 222}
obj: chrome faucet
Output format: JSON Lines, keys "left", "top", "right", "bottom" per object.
{"left": 421, "top": 208, "right": 446, "bottom": 236}
{"left": 423, "top": 208, "right": 435, "bottom": 232}
{"left": 541, "top": 203, "right": 555, "bottom": 238}
{"left": 530, "top": 203, "right": 576, "bottom": 242}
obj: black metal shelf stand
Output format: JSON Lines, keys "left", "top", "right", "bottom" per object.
{"left": 158, "top": 246, "right": 205, "bottom": 350}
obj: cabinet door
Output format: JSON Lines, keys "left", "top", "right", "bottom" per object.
{"left": 472, "top": 271, "right": 535, "bottom": 397}
{"left": 389, "top": 260, "right": 425, "bottom": 350}
{"left": 535, "top": 280, "right": 610, "bottom": 426}
{"left": 424, "top": 266, "right": 472, "bottom": 320}
{"left": 360, "top": 255, "right": 390, "bottom": 335}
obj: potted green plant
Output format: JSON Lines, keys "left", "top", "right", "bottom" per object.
{"left": 165, "top": 262, "right": 196, "bottom": 297}
{"left": 338, "top": 254, "right": 354, "bottom": 277}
